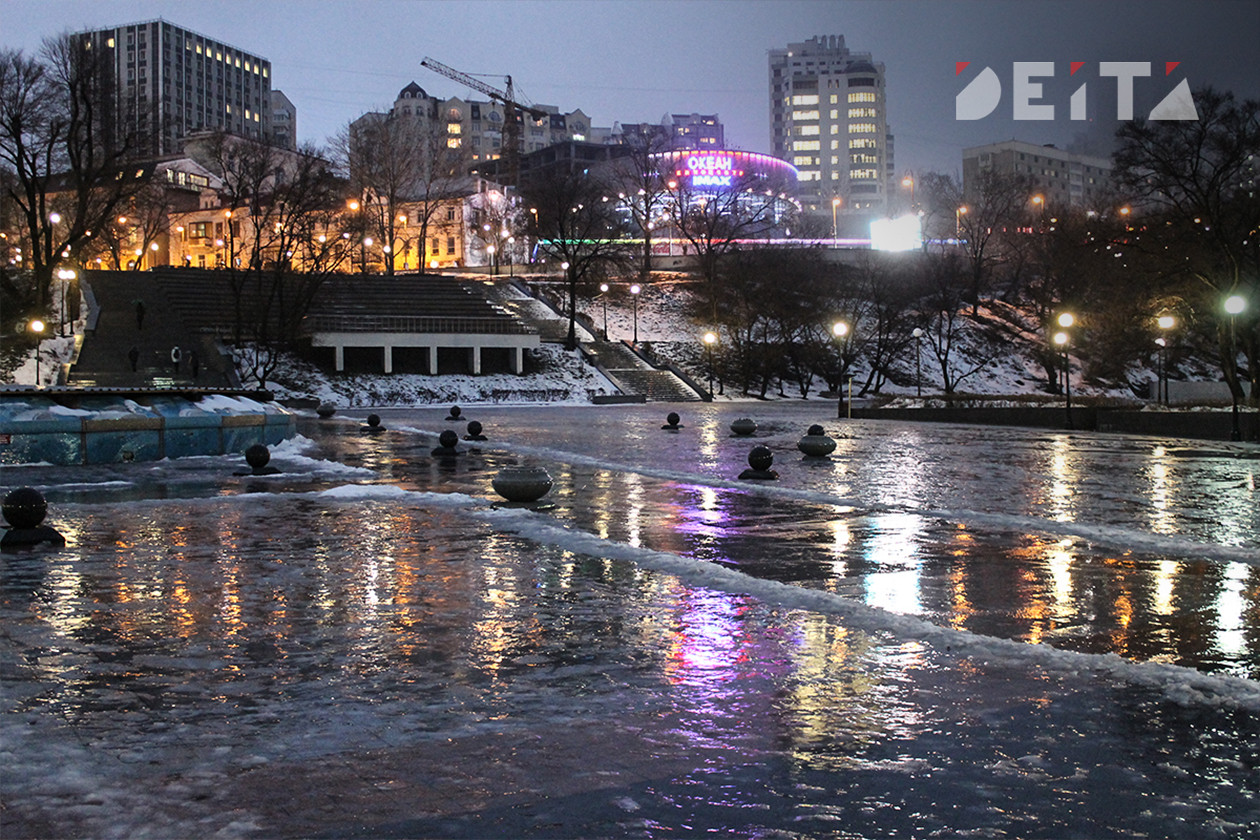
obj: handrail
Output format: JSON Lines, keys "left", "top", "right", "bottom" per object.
{"left": 302, "top": 314, "right": 535, "bottom": 335}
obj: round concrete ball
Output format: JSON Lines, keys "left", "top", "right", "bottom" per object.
{"left": 2, "top": 487, "right": 47, "bottom": 529}
{"left": 367, "top": 414, "right": 381, "bottom": 428}
{"left": 439, "top": 429, "right": 459, "bottom": 448}
{"left": 667, "top": 412, "right": 680, "bottom": 427}
{"left": 467, "top": 420, "right": 483, "bottom": 437}
{"left": 748, "top": 445, "right": 774, "bottom": 471}
{"left": 808, "top": 424, "right": 826, "bottom": 436}
{"left": 448, "top": 406, "right": 461, "bottom": 419}
{"left": 316, "top": 402, "right": 336, "bottom": 419}
{"left": 731, "top": 417, "right": 757, "bottom": 436}
{"left": 245, "top": 444, "right": 271, "bottom": 470}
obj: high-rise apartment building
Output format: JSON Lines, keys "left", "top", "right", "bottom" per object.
{"left": 769, "top": 35, "right": 894, "bottom": 225}
{"left": 77, "top": 19, "right": 288, "bottom": 158}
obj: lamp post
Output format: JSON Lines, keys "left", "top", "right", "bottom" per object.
{"left": 1054, "top": 311, "right": 1075, "bottom": 430}
{"left": 1156, "top": 313, "right": 1176, "bottom": 406}
{"left": 507, "top": 236, "right": 515, "bottom": 278}
{"left": 1225, "top": 294, "right": 1246, "bottom": 441}
{"left": 833, "top": 320, "right": 850, "bottom": 418}
{"left": 901, "top": 172, "right": 915, "bottom": 212}
{"left": 912, "top": 327, "right": 924, "bottom": 397}
{"left": 29, "top": 319, "right": 45, "bottom": 387}
{"left": 956, "top": 205, "right": 967, "bottom": 238}
{"left": 831, "top": 196, "right": 842, "bottom": 245}
{"left": 598, "top": 283, "right": 609, "bottom": 340}
{"left": 630, "top": 283, "right": 641, "bottom": 345}
{"left": 703, "top": 331, "right": 717, "bottom": 399}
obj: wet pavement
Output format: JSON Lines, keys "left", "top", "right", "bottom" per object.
{"left": 2, "top": 402, "right": 1258, "bottom": 838}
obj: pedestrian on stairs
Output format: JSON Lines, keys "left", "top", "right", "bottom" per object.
{"left": 171, "top": 345, "right": 181, "bottom": 374}
{"left": 135, "top": 300, "right": 146, "bottom": 330}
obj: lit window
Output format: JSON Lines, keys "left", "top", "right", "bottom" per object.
{"left": 830, "top": 94, "right": 838, "bottom": 104}
{"left": 107, "top": 37, "right": 115, "bottom": 48}
{"left": 791, "top": 110, "right": 820, "bottom": 121}
{"left": 830, "top": 109, "right": 839, "bottom": 120}
{"left": 849, "top": 108, "right": 877, "bottom": 119}
{"left": 447, "top": 123, "right": 461, "bottom": 134}
{"left": 850, "top": 168, "right": 879, "bottom": 180}
{"left": 792, "top": 155, "right": 815, "bottom": 166}
{"left": 849, "top": 138, "right": 878, "bottom": 149}
{"left": 791, "top": 94, "right": 819, "bottom": 106}
{"left": 797, "top": 125, "right": 820, "bottom": 136}
{"left": 195, "top": 44, "right": 201, "bottom": 54}
{"left": 447, "top": 138, "right": 461, "bottom": 148}
{"left": 848, "top": 123, "right": 876, "bottom": 134}
{"left": 848, "top": 92, "right": 876, "bottom": 103}
{"left": 792, "top": 140, "right": 820, "bottom": 151}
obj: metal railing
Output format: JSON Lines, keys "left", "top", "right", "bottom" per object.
{"left": 302, "top": 314, "right": 535, "bottom": 335}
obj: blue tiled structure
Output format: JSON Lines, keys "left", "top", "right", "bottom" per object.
{"left": 0, "top": 390, "right": 296, "bottom": 466}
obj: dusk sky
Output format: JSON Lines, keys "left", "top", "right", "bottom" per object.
{"left": 3, "top": 0, "right": 1257, "bottom": 175}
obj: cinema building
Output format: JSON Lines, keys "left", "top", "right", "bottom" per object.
{"left": 654, "top": 149, "right": 801, "bottom": 228}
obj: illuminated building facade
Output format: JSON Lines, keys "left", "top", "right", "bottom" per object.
{"left": 769, "top": 35, "right": 894, "bottom": 225}
{"left": 654, "top": 149, "right": 800, "bottom": 228}
{"left": 76, "top": 19, "right": 288, "bottom": 158}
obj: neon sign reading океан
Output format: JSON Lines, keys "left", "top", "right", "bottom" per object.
{"left": 677, "top": 153, "right": 746, "bottom": 188}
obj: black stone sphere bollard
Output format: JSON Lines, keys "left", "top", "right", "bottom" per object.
{"left": 661, "top": 411, "right": 683, "bottom": 431}
{"left": 738, "top": 445, "right": 779, "bottom": 480}
{"left": 797, "top": 424, "right": 837, "bottom": 457}
{"left": 445, "top": 405, "right": 462, "bottom": 421}
{"left": 431, "top": 429, "right": 464, "bottom": 456}
{"left": 235, "top": 443, "right": 281, "bottom": 475}
{"left": 362, "top": 413, "right": 385, "bottom": 433}
{"left": 1, "top": 487, "right": 67, "bottom": 550}
{"left": 316, "top": 402, "right": 336, "bottom": 419}
{"left": 491, "top": 465, "right": 554, "bottom": 503}
{"left": 730, "top": 417, "right": 757, "bottom": 436}
{"left": 464, "top": 420, "right": 488, "bottom": 441}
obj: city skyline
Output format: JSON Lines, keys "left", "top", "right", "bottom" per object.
{"left": 2, "top": 0, "right": 1258, "bottom": 176}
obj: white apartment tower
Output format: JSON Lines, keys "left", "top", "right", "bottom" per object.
{"left": 77, "top": 19, "right": 283, "bottom": 158}
{"left": 769, "top": 35, "right": 893, "bottom": 225}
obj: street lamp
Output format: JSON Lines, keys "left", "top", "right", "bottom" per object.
{"left": 833, "top": 320, "right": 850, "bottom": 418}
{"left": 1156, "top": 313, "right": 1176, "bottom": 406}
{"left": 901, "top": 172, "right": 915, "bottom": 211}
{"left": 912, "top": 327, "right": 924, "bottom": 397}
{"left": 831, "top": 196, "right": 842, "bottom": 245}
{"left": 956, "top": 205, "right": 967, "bottom": 238}
{"left": 486, "top": 243, "right": 496, "bottom": 276}
{"left": 598, "top": 283, "right": 609, "bottom": 340}
{"left": 630, "top": 283, "right": 641, "bottom": 345}
{"left": 29, "top": 319, "right": 45, "bottom": 387}
{"left": 703, "top": 331, "right": 717, "bottom": 399}
{"left": 1225, "top": 294, "right": 1246, "bottom": 441}
{"left": 1054, "top": 311, "right": 1074, "bottom": 429}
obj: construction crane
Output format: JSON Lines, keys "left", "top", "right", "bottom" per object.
{"left": 420, "top": 56, "right": 548, "bottom": 186}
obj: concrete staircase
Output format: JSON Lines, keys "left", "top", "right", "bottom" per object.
{"left": 68, "top": 271, "right": 234, "bottom": 389}
{"left": 485, "top": 280, "right": 704, "bottom": 402}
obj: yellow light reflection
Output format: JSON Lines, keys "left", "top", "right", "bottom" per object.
{"left": 1145, "top": 445, "right": 1178, "bottom": 535}
{"left": 1215, "top": 562, "right": 1249, "bottom": 658}
{"left": 1047, "top": 435, "right": 1078, "bottom": 522}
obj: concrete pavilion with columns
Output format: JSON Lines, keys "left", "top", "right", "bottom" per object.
{"left": 306, "top": 275, "right": 539, "bottom": 376}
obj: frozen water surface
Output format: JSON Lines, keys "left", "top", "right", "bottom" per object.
{"left": 2, "top": 401, "right": 1257, "bottom": 838}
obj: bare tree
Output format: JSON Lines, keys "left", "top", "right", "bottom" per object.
{"left": 1114, "top": 88, "right": 1260, "bottom": 403}
{"left": 523, "top": 166, "right": 631, "bottom": 349}
{"left": 668, "top": 169, "right": 792, "bottom": 327}
{"left": 335, "top": 110, "right": 473, "bottom": 274}
{"left": 1, "top": 35, "right": 144, "bottom": 314}
{"left": 606, "top": 132, "right": 674, "bottom": 279}
{"left": 921, "top": 169, "right": 1034, "bottom": 316}
{"left": 193, "top": 132, "right": 353, "bottom": 386}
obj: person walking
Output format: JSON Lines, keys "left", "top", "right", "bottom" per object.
{"left": 128, "top": 345, "right": 140, "bottom": 372}
{"left": 135, "top": 300, "right": 146, "bottom": 330}
{"left": 171, "top": 345, "right": 181, "bottom": 375}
